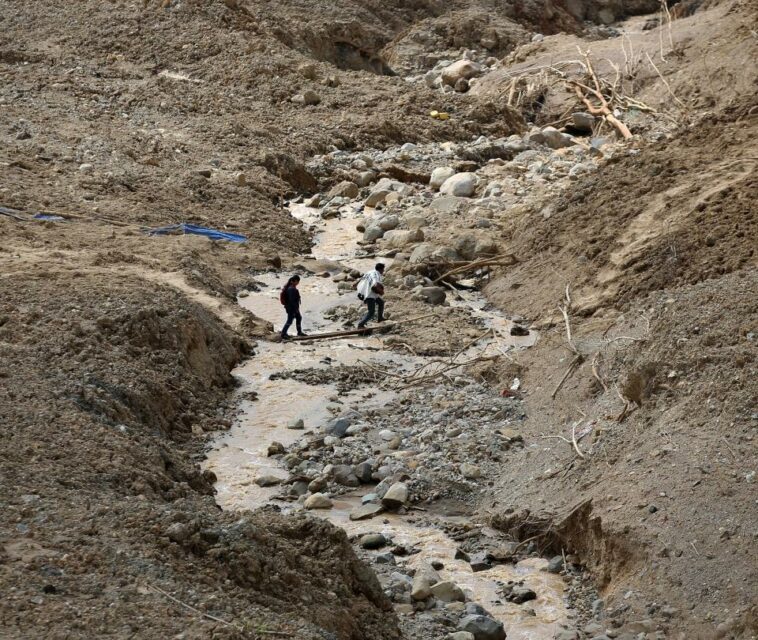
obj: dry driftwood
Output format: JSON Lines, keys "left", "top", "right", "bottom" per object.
{"left": 432, "top": 254, "right": 518, "bottom": 285}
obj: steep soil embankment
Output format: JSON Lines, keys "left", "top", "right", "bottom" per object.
{"left": 0, "top": 270, "right": 397, "bottom": 639}
{"left": 485, "top": 98, "right": 757, "bottom": 635}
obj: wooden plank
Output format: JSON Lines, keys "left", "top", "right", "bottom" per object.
{"left": 289, "top": 313, "right": 436, "bottom": 342}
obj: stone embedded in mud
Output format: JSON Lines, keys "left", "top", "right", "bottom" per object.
{"left": 455, "top": 77, "right": 470, "bottom": 93}
{"left": 381, "top": 482, "right": 409, "bottom": 510}
{"left": 349, "top": 503, "right": 384, "bottom": 521}
{"left": 255, "top": 475, "right": 283, "bottom": 487}
{"left": 379, "top": 429, "right": 397, "bottom": 441}
{"left": 332, "top": 465, "right": 360, "bottom": 487}
{"left": 360, "top": 533, "right": 387, "bottom": 549}
{"left": 267, "top": 441, "right": 285, "bottom": 456}
{"left": 363, "top": 225, "right": 385, "bottom": 242}
{"left": 439, "top": 172, "right": 478, "bottom": 197}
{"left": 539, "top": 126, "right": 577, "bottom": 150}
{"left": 460, "top": 463, "right": 482, "bottom": 479}
{"left": 506, "top": 584, "right": 537, "bottom": 604}
{"left": 430, "top": 580, "right": 466, "bottom": 602}
{"left": 365, "top": 190, "right": 390, "bottom": 208}
{"left": 304, "top": 492, "right": 333, "bottom": 509}
{"left": 287, "top": 418, "right": 305, "bottom": 430}
{"left": 547, "top": 555, "right": 564, "bottom": 573}
{"left": 166, "top": 522, "right": 194, "bottom": 543}
{"left": 292, "top": 90, "right": 321, "bottom": 106}
{"left": 441, "top": 60, "right": 483, "bottom": 87}
{"left": 458, "top": 614, "right": 506, "bottom": 640}
{"left": 572, "top": 112, "right": 596, "bottom": 132}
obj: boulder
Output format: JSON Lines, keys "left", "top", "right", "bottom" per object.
{"left": 540, "top": 126, "right": 577, "bottom": 149}
{"left": 304, "top": 493, "right": 333, "bottom": 509}
{"left": 324, "top": 417, "right": 351, "bottom": 438}
{"left": 267, "top": 441, "right": 285, "bottom": 456}
{"left": 572, "top": 112, "right": 596, "bottom": 132}
{"left": 381, "top": 229, "right": 424, "bottom": 249}
{"left": 448, "top": 633, "right": 476, "bottom": 640}
{"left": 430, "top": 167, "right": 456, "bottom": 190}
{"left": 417, "top": 286, "right": 447, "bottom": 305}
{"left": 363, "top": 225, "right": 385, "bottom": 242}
{"left": 349, "top": 503, "right": 384, "bottom": 521}
{"left": 333, "top": 465, "right": 360, "bottom": 487}
{"left": 458, "top": 615, "right": 506, "bottom": 640}
{"left": 439, "top": 173, "right": 478, "bottom": 197}
{"left": 377, "top": 214, "right": 399, "bottom": 231}
{"left": 430, "top": 580, "right": 466, "bottom": 602}
{"left": 356, "top": 170, "right": 375, "bottom": 187}
{"left": 411, "top": 564, "right": 441, "bottom": 600}
{"left": 441, "top": 60, "right": 483, "bottom": 87}
{"left": 381, "top": 482, "right": 409, "bottom": 509}
{"left": 354, "top": 461, "right": 374, "bottom": 484}
{"left": 287, "top": 418, "right": 305, "bottom": 430}
{"left": 360, "top": 533, "right": 387, "bottom": 550}
{"left": 328, "top": 181, "right": 359, "bottom": 199}
{"left": 365, "top": 190, "right": 390, "bottom": 208}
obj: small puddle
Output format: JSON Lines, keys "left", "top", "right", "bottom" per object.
{"left": 204, "top": 202, "right": 567, "bottom": 638}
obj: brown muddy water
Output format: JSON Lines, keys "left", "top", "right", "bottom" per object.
{"left": 204, "top": 202, "right": 566, "bottom": 638}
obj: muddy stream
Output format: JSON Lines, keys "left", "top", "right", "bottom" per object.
{"left": 204, "top": 203, "right": 569, "bottom": 638}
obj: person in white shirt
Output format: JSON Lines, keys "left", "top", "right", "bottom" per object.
{"left": 356, "top": 263, "right": 386, "bottom": 328}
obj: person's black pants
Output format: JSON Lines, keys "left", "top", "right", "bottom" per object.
{"left": 282, "top": 307, "right": 302, "bottom": 336}
{"left": 358, "top": 298, "right": 384, "bottom": 327}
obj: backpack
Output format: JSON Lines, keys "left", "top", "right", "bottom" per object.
{"left": 279, "top": 286, "right": 287, "bottom": 305}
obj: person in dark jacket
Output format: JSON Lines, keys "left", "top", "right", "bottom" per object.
{"left": 280, "top": 275, "right": 306, "bottom": 339}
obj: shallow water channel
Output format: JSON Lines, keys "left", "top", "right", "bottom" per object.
{"left": 204, "top": 203, "right": 568, "bottom": 638}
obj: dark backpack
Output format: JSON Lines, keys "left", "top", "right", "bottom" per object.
{"left": 279, "top": 286, "right": 287, "bottom": 305}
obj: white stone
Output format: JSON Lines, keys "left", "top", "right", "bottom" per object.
{"left": 430, "top": 167, "right": 456, "bottom": 190}
{"left": 439, "top": 172, "right": 478, "bottom": 197}
{"left": 304, "top": 493, "right": 333, "bottom": 509}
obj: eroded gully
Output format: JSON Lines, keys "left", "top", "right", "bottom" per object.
{"left": 203, "top": 202, "right": 569, "bottom": 639}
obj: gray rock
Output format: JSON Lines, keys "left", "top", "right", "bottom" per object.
{"left": 540, "top": 126, "right": 577, "bottom": 149}
{"left": 448, "top": 633, "right": 476, "bottom": 640}
{"left": 360, "top": 533, "right": 387, "bottom": 549}
{"left": 166, "top": 522, "right": 192, "bottom": 543}
{"left": 458, "top": 614, "right": 506, "bottom": 640}
{"left": 354, "top": 462, "right": 374, "bottom": 483}
{"left": 411, "top": 564, "right": 441, "bottom": 601}
{"left": 430, "top": 167, "right": 456, "bottom": 190}
{"left": 469, "top": 552, "right": 492, "bottom": 572}
{"left": 430, "top": 580, "right": 466, "bottom": 602}
{"left": 547, "top": 555, "right": 564, "bottom": 573}
{"left": 304, "top": 493, "right": 333, "bottom": 509}
{"left": 382, "top": 482, "right": 409, "bottom": 509}
{"left": 439, "top": 172, "right": 478, "bottom": 197}
{"left": 287, "top": 418, "right": 305, "bottom": 430}
{"left": 441, "top": 60, "right": 483, "bottom": 87}
{"left": 375, "top": 552, "right": 396, "bottom": 564}
{"left": 333, "top": 465, "right": 360, "bottom": 487}
{"left": 381, "top": 228, "right": 424, "bottom": 249}
{"left": 460, "top": 463, "right": 482, "bottom": 479}
{"left": 356, "top": 170, "right": 375, "bottom": 187}
{"left": 328, "top": 181, "right": 359, "bottom": 199}
{"left": 455, "top": 77, "right": 470, "bottom": 92}
{"left": 254, "top": 475, "right": 283, "bottom": 487}
{"left": 324, "top": 417, "right": 351, "bottom": 438}
{"left": 361, "top": 493, "right": 378, "bottom": 504}
{"left": 555, "top": 632, "right": 579, "bottom": 640}
{"left": 418, "top": 286, "right": 446, "bottom": 305}
{"left": 365, "top": 190, "right": 390, "bottom": 208}
{"left": 377, "top": 214, "right": 399, "bottom": 231}
{"left": 349, "top": 503, "right": 384, "bottom": 521}
{"left": 363, "top": 225, "right": 385, "bottom": 242}
{"left": 572, "top": 112, "right": 596, "bottom": 132}
{"left": 507, "top": 585, "right": 536, "bottom": 604}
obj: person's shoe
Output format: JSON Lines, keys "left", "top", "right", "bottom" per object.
{"left": 356, "top": 323, "right": 366, "bottom": 329}
{"left": 297, "top": 332, "right": 308, "bottom": 337}
{"left": 281, "top": 334, "right": 290, "bottom": 341}
{"left": 377, "top": 318, "right": 385, "bottom": 323}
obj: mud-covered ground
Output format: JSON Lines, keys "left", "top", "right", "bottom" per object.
{"left": 1, "top": 0, "right": 757, "bottom": 638}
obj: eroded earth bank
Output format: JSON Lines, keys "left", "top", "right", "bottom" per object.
{"left": 1, "top": 1, "right": 756, "bottom": 639}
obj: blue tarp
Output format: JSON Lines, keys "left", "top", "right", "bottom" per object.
{"left": 145, "top": 223, "right": 247, "bottom": 243}
{"left": 34, "top": 213, "right": 65, "bottom": 221}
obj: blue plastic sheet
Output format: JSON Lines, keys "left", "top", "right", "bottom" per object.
{"left": 145, "top": 223, "right": 246, "bottom": 243}
{"left": 34, "top": 213, "right": 65, "bottom": 221}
